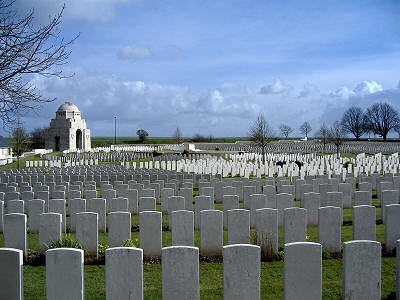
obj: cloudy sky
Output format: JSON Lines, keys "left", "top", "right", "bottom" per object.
{"left": 7, "top": 0, "right": 400, "bottom": 138}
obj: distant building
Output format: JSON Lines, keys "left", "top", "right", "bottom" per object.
{"left": 45, "top": 102, "right": 91, "bottom": 151}
{"left": 0, "top": 136, "right": 12, "bottom": 159}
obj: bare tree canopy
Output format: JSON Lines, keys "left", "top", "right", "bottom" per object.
{"left": 0, "top": 1, "right": 78, "bottom": 125}
{"left": 329, "top": 121, "right": 347, "bottom": 157}
{"left": 136, "top": 129, "right": 149, "bottom": 143}
{"left": 341, "top": 106, "right": 366, "bottom": 140}
{"left": 248, "top": 112, "right": 275, "bottom": 163}
{"left": 279, "top": 124, "right": 293, "bottom": 139}
{"left": 30, "top": 126, "right": 48, "bottom": 149}
{"left": 299, "top": 121, "right": 312, "bottom": 138}
{"left": 363, "top": 102, "right": 400, "bottom": 141}
{"left": 395, "top": 124, "right": 400, "bottom": 138}
{"left": 316, "top": 123, "right": 330, "bottom": 153}
{"left": 173, "top": 127, "right": 182, "bottom": 144}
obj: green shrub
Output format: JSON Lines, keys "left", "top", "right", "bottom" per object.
{"left": 182, "top": 149, "right": 190, "bottom": 156}
{"left": 121, "top": 238, "right": 139, "bottom": 248}
{"left": 98, "top": 244, "right": 108, "bottom": 255}
{"left": 274, "top": 250, "right": 284, "bottom": 261}
{"left": 47, "top": 237, "right": 82, "bottom": 250}
{"left": 215, "top": 147, "right": 220, "bottom": 151}
{"left": 322, "top": 250, "right": 331, "bottom": 260}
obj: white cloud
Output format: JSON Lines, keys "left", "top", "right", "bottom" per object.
{"left": 329, "top": 80, "right": 384, "bottom": 100}
{"left": 22, "top": 69, "right": 260, "bottom": 137}
{"left": 330, "top": 86, "right": 355, "bottom": 99}
{"left": 10, "top": 70, "right": 400, "bottom": 139}
{"left": 117, "top": 46, "right": 153, "bottom": 60}
{"left": 353, "top": 81, "right": 383, "bottom": 96}
{"left": 260, "top": 79, "right": 291, "bottom": 94}
{"left": 298, "top": 84, "right": 319, "bottom": 98}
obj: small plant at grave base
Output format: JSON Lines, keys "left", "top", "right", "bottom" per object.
{"left": 98, "top": 244, "right": 108, "bottom": 255}
{"left": 274, "top": 251, "right": 284, "bottom": 261}
{"left": 27, "top": 248, "right": 37, "bottom": 255}
{"left": 121, "top": 238, "right": 139, "bottom": 248}
{"left": 322, "top": 250, "right": 331, "bottom": 260}
{"left": 47, "top": 237, "right": 82, "bottom": 250}
{"left": 182, "top": 149, "right": 190, "bottom": 156}
{"left": 215, "top": 146, "right": 220, "bottom": 151}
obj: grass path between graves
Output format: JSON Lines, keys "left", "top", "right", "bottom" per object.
{"left": 21, "top": 257, "right": 397, "bottom": 299}
{"left": 0, "top": 189, "right": 394, "bottom": 298}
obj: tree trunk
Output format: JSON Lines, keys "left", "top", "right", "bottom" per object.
{"left": 383, "top": 132, "right": 387, "bottom": 142}
{"left": 261, "top": 146, "right": 265, "bottom": 164}
{"left": 17, "top": 156, "right": 20, "bottom": 169}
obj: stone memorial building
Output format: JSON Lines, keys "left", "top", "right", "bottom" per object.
{"left": 45, "top": 102, "right": 91, "bottom": 151}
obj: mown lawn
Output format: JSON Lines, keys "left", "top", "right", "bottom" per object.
{"left": 0, "top": 197, "right": 396, "bottom": 299}
{"left": 20, "top": 257, "right": 397, "bottom": 299}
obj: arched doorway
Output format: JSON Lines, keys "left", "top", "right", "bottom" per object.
{"left": 55, "top": 136, "right": 60, "bottom": 151}
{"left": 76, "top": 129, "right": 82, "bottom": 149}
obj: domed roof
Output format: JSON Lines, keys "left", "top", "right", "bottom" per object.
{"left": 57, "top": 102, "right": 80, "bottom": 113}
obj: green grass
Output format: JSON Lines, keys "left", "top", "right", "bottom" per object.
{"left": 90, "top": 136, "right": 251, "bottom": 147}
{"left": 0, "top": 196, "right": 396, "bottom": 299}
{"left": 21, "top": 257, "right": 397, "bottom": 299}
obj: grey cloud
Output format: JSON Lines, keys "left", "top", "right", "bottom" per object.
{"left": 117, "top": 46, "right": 154, "bottom": 60}
{"left": 15, "top": 71, "right": 400, "bottom": 139}
{"left": 329, "top": 80, "right": 384, "bottom": 100}
{"left": 260, "top": 79, "right": 291, "bottom": 94}
{"left": 298, "top": 84, "right": 320, "bottom": 98}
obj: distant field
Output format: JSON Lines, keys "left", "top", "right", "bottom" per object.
{"left": 90, "top": 136, "right": 251, "bottom": 147}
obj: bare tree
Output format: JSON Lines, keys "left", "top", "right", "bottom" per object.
{"left": 279, "top": 124, "right": 293, "bottom": 139}
{"left": 299, "top": 121, "right": 312, "bottom": 138}
{"left": 11, "top": 125, "right": 28, "bottom": 169}
{"left": 395, "top": 124, "right": 400, "bottom": 138}
{"left": 363, "top": 102, "right": 400, "bottom": 141}
{"left": 0, "top": 1, "right": 79, "bottom": 125}
{"left": 341, "top": 106, "right": 367, "bottom": 140}
{"left": 136, "top": 129, "right": 148, "bottom": 143}
{"left": 316, "top": 123, "right": 330, "bottom": 153}
{"left": 329, "top": 121, "right": 347, "bottom": 158}
{"left": 30, "top": 126, "right": 49, "bottom": 149}
{"left": 173, "top": 127, "right": 182, "bottom": 144}
{"left": 248, "top": 112, "right": 275, "bottom": 163}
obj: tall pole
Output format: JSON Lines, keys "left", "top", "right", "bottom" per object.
{"left": 114, "top": 116, "right": 116, "bottom": 145}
